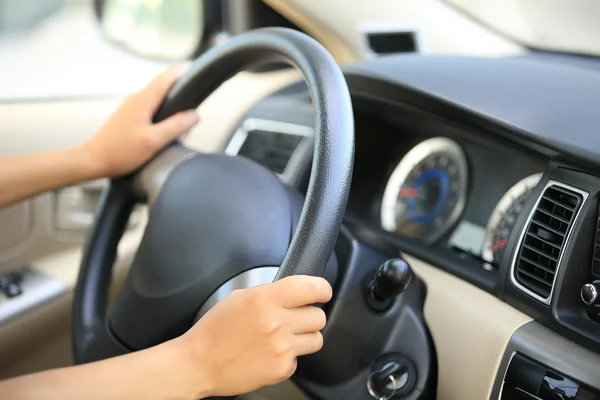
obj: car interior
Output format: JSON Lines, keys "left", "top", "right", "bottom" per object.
{"left": 1, "top": 1, "right": 600, "bottom": 399}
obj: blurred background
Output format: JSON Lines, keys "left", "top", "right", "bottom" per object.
{"left": 0, "top": 0, "right": 169, "bottom": 99}
{"left": 2, "top": 0, "right": 599, "bottom": 100}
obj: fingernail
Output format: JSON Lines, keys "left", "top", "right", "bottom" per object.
{"left": 184, "top": 111, "right": 199, "bottom": 125}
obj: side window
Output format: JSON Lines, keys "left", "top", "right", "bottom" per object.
{"left": 0, "top": 0, "right": 170, "bottom": 100}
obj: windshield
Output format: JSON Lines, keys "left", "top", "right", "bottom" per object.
{"left": 445, "top": 0, "right": 600, "bottom": 57}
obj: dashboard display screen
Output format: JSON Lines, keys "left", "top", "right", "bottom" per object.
{"left": 448, "top": 220, "right": 486, "bottom": 257}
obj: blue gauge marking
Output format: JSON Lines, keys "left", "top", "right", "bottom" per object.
{"left": 407, "top": 168, "right": 450, "bottom": 223}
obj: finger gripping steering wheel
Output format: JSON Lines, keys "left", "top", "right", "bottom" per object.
{"left": 73, "top": 28, "right": 354, "bottom": 363}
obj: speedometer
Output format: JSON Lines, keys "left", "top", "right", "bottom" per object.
{"left": 381, "top": 137, "right": 468, "bottom": 243}
{"left": 482, "top": 173, "right": 542, "bottom": 266}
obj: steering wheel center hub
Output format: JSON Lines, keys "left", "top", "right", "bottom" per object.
{"left": 109, "top": 154, "right": 296, "bottom": 350}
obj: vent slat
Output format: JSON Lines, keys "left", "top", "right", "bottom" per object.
{"left": 536, "top": 208, "right": 570, "bottom": 224}
{"left": 522, "top": 244, "right": 558, "bottom": 262}
{"left": 514, "top": 184, "right": 583, "bottom": 300}
{"left": 541, "top": 195, "right": 576, "bottom": 211}
{"left": 518, "top": 256, "right": 556, "bottom": 275}
{"left": 517, "top": 268, "right": 554, "bottom": 288}
{"left": 529, "top": 220, "right": 566, "bottom": 241}
{"left": 526, "top": 232, "right": 562, "bottom": 250}
{"left": 237, "top": 130, "right": 303, "bottom": 174}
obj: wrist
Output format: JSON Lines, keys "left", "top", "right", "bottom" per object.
{"left": 71, "top": 143, "right": 107, "bottom": 180}
{"left": 170, "top": 337, "right": 215, "bottom": 399}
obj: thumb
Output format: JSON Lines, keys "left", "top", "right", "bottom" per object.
{"left": 152, "top": 110, "right": 200, "bottom": 147}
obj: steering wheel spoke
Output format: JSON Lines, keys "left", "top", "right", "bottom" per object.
{"left": 132, "top": 143, "right": 198, "bottom": 205}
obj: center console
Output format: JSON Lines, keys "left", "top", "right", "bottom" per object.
{"left": 491, "top": 322, "right": 600, "bottom": 399}
{"left": 501, "top": 354, "right": 599, "bottom": 399}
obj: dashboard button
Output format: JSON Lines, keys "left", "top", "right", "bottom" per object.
{"left": 581, "top": 282, "right": 600, "bottom": 306}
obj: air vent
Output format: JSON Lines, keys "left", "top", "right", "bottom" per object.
{"left": 226, "top": 119, "right": 312, "bottom": 176}
{"left": 512, "top": 182, "right": 585, "bottom": 303}
{"left": 237, "top": 129, "right": 303, "bottom": 174}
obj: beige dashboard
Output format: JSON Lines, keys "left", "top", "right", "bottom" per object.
{"left": 265, "top": 0, "right": 524, "bottom": 63}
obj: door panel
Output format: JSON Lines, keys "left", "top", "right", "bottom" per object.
{"left": 0, "top": 97, "right": 141, "bottom": 377}
{"left": 0, "top": 98, "right": 123, "bottom": 274}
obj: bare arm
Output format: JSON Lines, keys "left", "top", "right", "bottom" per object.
{"left": 0, "top": 340, "right": 209, "bottom": 400}
{"left": 0, "top": 147, "right": 101, "bottom": 208}
{"left": 0, "top": 276, "right": 332, "bottom": 400}
{"left": 0, "top": 65, "right": 199, "bottom": 209}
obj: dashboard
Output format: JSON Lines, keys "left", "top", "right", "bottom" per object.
{"left": 225, "top": 53, "right": 600, "bottom": 398}
{"left": 347, "top": 112, "right": 545, "bottom": 274}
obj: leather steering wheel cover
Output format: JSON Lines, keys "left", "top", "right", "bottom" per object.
{"left": 73, "top": 27, "right": 354, "bottom": 362}
{"left": 153, "top": 27, "right": 354, "bottom": 278}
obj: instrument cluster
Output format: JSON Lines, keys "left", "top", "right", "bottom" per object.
{"left": 380, "top": 137, "right": 543, "bottom": 269}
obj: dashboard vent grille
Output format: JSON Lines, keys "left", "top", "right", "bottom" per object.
{"left": 514, "top": 184, "right": 583, "bottom": 300}
{"left": 237, "top": 129, "right": 304, "bottom": 174}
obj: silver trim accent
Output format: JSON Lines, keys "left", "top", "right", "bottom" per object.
{"left": 225, "top": 118, "right": 313, "bottom": 184}
{"left": 367, "top": 371, "right": 398, "bottom": 400}
{"left": 133, "top": 145, "right": 197, "bottom": 205}
{"left": 0, "top": 269, "right": 67, "bottom": 324}
{"left": 581, "top": 283, "right": 599, "bottom": 306}
{"left": 380, "top": 137, "right": 469, "bottom": 244}
{"left": 496, "top": 351, "right": 515, "bottom": 400}
{"left": 509, "top": 180, "right": 589, "bottom": 305}
{"left": 194, "top": 267, "right": 279, "bottom": 323}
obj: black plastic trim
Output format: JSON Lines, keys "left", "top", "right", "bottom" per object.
{"left": 294, "top": 226, "right": 435, "bottom": 400}
{"left": 343, "top": 217, "right": 498, "bottom": 294}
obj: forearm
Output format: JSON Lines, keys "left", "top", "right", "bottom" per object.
{"left": 0, "top": 339, "right": 211, "bottom": 400}
{"left": 0, "top": 146, "right": 102, "bottom": 208}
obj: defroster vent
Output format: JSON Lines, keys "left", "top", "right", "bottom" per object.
{"left": 512, "top": 182, "right": 585, "bottom": 303}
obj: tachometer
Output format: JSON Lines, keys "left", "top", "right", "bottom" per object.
{"left": 381, "top": 137, "right": 468, "bottom": 243}
{"left": 482, "top": 173, "right": 542, "bottom": 266}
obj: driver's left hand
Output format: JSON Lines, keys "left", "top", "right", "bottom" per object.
{"left": 80, "top": 66, "right": 200, "bottom": 178}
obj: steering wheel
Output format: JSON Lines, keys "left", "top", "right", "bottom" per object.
{"left": 72, "top": 28, "right": 354, "bottom": 364}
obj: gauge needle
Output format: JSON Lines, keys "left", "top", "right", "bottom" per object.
{"left": 398, "top": 188, "right": 420, "bottom": 198}
{"left": 492, "top": 237, "right": 509, "bottom": 250}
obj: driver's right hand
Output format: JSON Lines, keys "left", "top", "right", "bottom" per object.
{"left": 176, "top": 275, "right": 333, "bottom": 398}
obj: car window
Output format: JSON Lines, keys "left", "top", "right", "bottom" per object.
{"left": 0, "top": 0, "right": 169, "bottom": 101}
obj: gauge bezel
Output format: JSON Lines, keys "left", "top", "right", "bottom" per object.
{"left": 481, "top": 173, "right": 543, "bottom": 265}
{"left": 380, "top": 137, "right": 469, "bottom": 244}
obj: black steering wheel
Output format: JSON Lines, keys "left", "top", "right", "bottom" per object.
{"left": 72, "top": 28, "right": 354, "bottom": 364}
